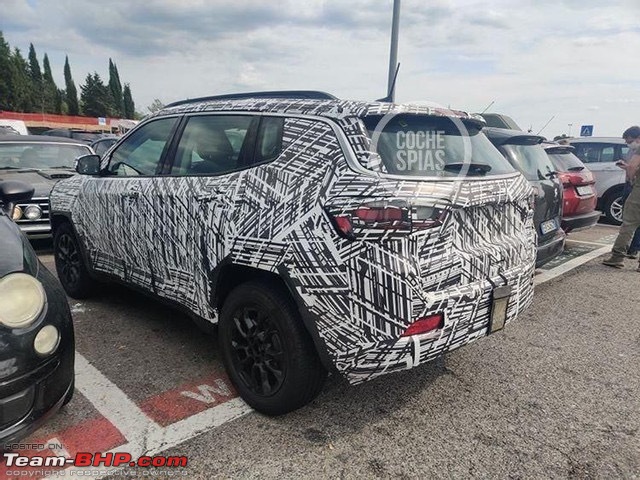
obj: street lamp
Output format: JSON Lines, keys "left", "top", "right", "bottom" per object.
{"left": 568, "top": 123, "right": 573, "bottom": 137}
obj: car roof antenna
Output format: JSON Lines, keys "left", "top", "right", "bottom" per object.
{"left": 536, "top": 115, "right": 556, "bottom": 136}
{"left": 376, "top": 62, "right": 400, "bottom": 103}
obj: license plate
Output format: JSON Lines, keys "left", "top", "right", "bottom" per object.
{"left": 540, "top": 218, "right": 558, "bottom": 235}
{"left": 489, "top": 286, "right": 511, "bottom": 334}
{"left": 576, "top": 185, "right": 593, "bottom": 196}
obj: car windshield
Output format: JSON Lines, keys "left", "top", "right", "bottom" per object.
{"left": 362, "top": 114, "right": 515, "bottom": 177}
{"left": 0, "top": 143, "right": 91, "bottom": 170}
{"left": 546, "top": 151, "right": 584, "bottom": 172}
{"left": 502, "top": 144, "right": 556, "bottom": 181}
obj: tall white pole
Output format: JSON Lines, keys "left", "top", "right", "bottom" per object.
{"left": 387, "top": 0, "right": 401, "bottom": 101}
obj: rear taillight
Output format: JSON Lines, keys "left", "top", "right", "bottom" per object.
{"left": 326, "top": 200, "right": 446, "bottom": 240}
{"left": 559, "top": 172, "right": 594, "bottom": 187}
{"left": 401, "top": 314, "right": 444, "bottom": 337}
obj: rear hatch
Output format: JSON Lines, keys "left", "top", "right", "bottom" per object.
{"left": 329, "top": 114, "right": 535, "bottom": 288}
{"left": 496, "top": 138, "right": 563, "bottom": 245}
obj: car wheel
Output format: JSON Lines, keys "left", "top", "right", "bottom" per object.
{"left": 219, "top": 281, "right": 327, "bottom": 415}
{"left": 53, "top": 223, "right": 96, "bottom": 299}
{"left": 604, "top": 190, "right": 624, "bottom": 225}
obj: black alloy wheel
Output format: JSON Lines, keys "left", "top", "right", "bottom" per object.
{"left": 53, "top": 223, "right": 96, "bottom": 298}
{"left": 219, "top": 281, "right": 327, "bottom": 415}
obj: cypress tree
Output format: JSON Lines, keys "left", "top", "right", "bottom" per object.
{"left": 80, "top": 72, "right": 114, "bottom": 117}
{"left": 10, "top": 48, "right": 33, "bottom": 112}
{"left": 108, "top": 58, "right": 124, "bottom": 117}
{"left": 42, "top": 53, "right": 58, "bottom": 113}
{"left": 27, "top": 43, "right": 43, "bottom": 112}
{"left": 123, "top": 83, "right": 135, "bottom": 119}
{"left": 64, "top": 55, "right": 79, "bottom": 115}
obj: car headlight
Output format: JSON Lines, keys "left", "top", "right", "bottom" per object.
{"left": 0, "top": 273, "right": 46, "bottom": 328}
{"left": 24, "top": 205, "right": 42, "bottom": 220}
{"left": 11, "top": 205, "right": 23, "bottom": 221}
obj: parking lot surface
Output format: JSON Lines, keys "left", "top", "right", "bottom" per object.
{"left": 1, "top": 224, "right": 638, "bottom": 479}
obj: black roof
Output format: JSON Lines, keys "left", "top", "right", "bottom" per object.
{"left": 484, "top": 127, "right": 544, "bottom": 146}
{"left": 0, "top": 134, "right": 89, "bottom": 145}
{"left": 166, "top": 90, "right": 338, "bottom": 108}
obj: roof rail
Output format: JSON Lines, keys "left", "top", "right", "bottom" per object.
{"left": 165, "top": 90, "right": 337, "bottom": 108}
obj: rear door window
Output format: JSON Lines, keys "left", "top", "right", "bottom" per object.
{"left": 362, "top": 115, "right": 515, "bottom": 177}
{"left": 170, "top": 115, "right": 255, "bottom": 176}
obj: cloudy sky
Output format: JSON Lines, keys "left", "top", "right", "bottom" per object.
{"left": 2, "top": 0, "right": 639, "bottom": 137}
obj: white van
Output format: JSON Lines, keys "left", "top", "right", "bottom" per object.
{"left": 0, "top": 120, "right": 29, "bottom": 136}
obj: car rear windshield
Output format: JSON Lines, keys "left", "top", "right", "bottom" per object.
{"left": 546, "top": 151, "right": 584, "bottom": 172}
{"left": 0, "top": 143, "right": 90, "bottom": 170}
{"left": 502, "top": 144, "right": 556, "bottom": 181}
{"left": 362, "top": 114, "right": 515, "bottom": 177}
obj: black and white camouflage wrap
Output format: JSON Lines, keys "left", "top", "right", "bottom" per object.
{"left": 51, "top": 98, "right": 536, "bottom": 384}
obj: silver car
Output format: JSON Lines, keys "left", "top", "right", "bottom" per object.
{"left": 568, "top": 137, "right": 630, "bottom": 224}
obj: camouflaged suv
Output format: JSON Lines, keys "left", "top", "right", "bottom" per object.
{"left": 49, "top": 91, "right": 536, "bottom": 414}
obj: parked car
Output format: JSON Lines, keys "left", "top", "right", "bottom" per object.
{"left": 0, "top": 125, "right": 21, "bottom": 136}
{"left": 543, "top": 142, "right": 599, "bottom": 233}
{"left": 0, "top": 180, "right": 74, "bottom": 446}
{"left": 485, "top": 128, "right": 565, "bottom": 267}
{"left": 49, "top": 91, "right": 537, "bottom": 415}
{"left": 90, "top": 136, "right": 120, "bottom": 157}
{"left": 41, "top": 129, "right": 104, "bottom": 145}
{"left": 568, "top": 137, "right": 630, "bottom": 224}
{"left": 0, "top": 135, "right": 93, "bottom": 238}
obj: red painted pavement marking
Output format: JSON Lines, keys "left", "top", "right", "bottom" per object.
{"left": 139, "top": 374, "right": 239, "bottom": 427}
{"left": 0, "top": 415, "right": 125, "bottom": 480}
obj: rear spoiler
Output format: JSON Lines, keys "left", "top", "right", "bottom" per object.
{"left": 494, "top": 134, "right": 544, "bottom": 147}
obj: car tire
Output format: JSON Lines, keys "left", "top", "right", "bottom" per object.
{"left": 62, "top": 378, "right": 74, "bottom": 406}
{"left": 53, "top": 222, "right": 96, "bottom": 299}
{"left": 603, "top": 189, "right": 624, "bottom": 225}
{"left": 218, "top": 281, "right": 327, "bottom": 415}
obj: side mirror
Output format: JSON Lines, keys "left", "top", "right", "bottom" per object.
{"left": 75, "top": 154, "right": 101, "bottom": 175}
{"left": 0, "top": 180, "right": 35, "bottom": 216}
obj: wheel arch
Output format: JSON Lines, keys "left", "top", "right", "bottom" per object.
{"left": 212, "top": 261, "right": 335, "bottom": 372}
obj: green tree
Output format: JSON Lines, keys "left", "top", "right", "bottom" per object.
{"left": 42, "top": 53, "right": 58, "bottom": 113}
{"left": 0, "top": 32, "right": 12, "bottom": 110}
{"left": 123, "top": 83, "right": 135, "bottom": 119}
{"left": 64, "top": 55, "right": 79, "bottom": 115}
{"left": 80, "top": 72, "right": 114, "bottom": 117}
{"left": 108, "top": 58, "right": 124, "bottom": 117}
{"left": 27, "top": 43, "right": 43, "bottom": 112}
{"left": 10, "top": 48, "right": 33, "bottom": 112}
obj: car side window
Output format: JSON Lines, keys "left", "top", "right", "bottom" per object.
{"left": 600, "top": 146, "right": 614, "bottom": 162}
{"left": 108, "top": 118, "right": 178, "bottom": 176}
{"left": 254, "top": 117, "right": 284, "bottom": 163}
{"left": 171, "top": 116, "right": 253, "bottom": 176}
{"left": 575, "top": 144, "right": 601, "bottom": 164}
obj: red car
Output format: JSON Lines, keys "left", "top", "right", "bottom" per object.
{"left": 543, "top": 142, "right": 600, "bottom": 233}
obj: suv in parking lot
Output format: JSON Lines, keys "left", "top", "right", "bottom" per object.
{"left": 568, "top": 137, "right": 630, "bottom": 224}
{"left": 49, "top": 92, "right": 537, "bottom": 414}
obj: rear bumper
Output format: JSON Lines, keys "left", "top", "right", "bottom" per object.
{"left": 536, "top": 230, "right": 566, "bottom": 268}
{"left": 17, "top": 223, "right": 52, "bottom": 239}
{"left": 340, "top": 263, "right": 536, "bottom": 384}
{"left": 561, "top": 210, "right": 601, "bottom": 233}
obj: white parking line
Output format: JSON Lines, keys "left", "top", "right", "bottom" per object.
{"left": 565, "top": 238, "right": 612, "bottom": 247}
{"left": 534, "top": 245, "right": 611, "bottom": 286}
{"left": 75, "top": 353, "right": 162, "bottom": 440}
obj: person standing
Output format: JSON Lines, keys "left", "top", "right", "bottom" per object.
{"left": 603, "top": 126, "right": 640, "bottom": 270}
